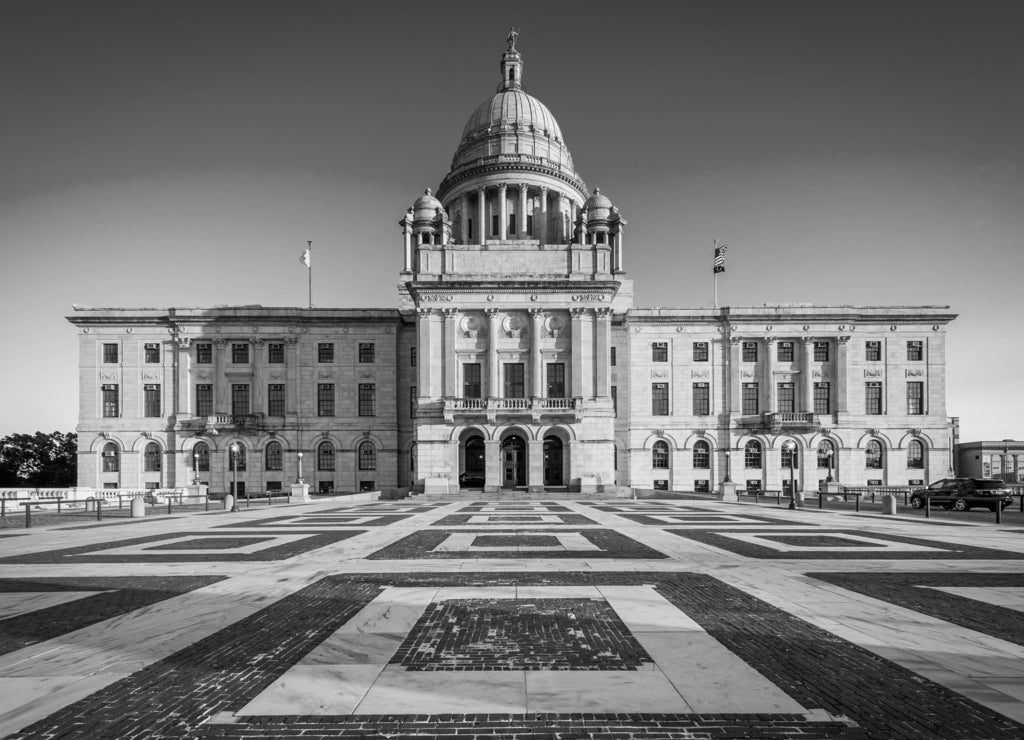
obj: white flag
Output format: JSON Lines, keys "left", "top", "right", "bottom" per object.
{"left": 300, "top": 248, "right": 310, "bottom": 268}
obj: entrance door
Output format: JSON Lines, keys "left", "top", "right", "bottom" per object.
{"left": 462, "top": 436, "right": 485, "bottom": 488}
{"left": 543, "top": 436, "right": 563, "bottom": 486}
{"left": 501, "top": 436, "right": 526, "bottom": 488}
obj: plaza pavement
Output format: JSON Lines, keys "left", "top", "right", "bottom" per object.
{"left": 1, "top": 495, "right": 1024, "bottom": 738}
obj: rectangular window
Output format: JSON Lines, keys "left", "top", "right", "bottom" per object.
{"left": 358, "top": 383, "right": 375, "bottom": 416}
{"left": 318, "top": 343, "right": 334, "bottom": 363}
{"left": 742, "top": 342, "right": 758, "bottom": 362}
{"left": 102, "top": 343, "right": 118, "bottom": 363}
{"left": 492, "top": 214, "right": 499, "bottom": 236}
{"left": 526, "top": 214, "right": 534, "bottom": 235}
{"left": 546, "top": 362, "right": 565, "bottom": 398}
{"left": 411, "top": 347, "right": 417, "bottom": 366}
{"left": 654, "top": 479, "right": 668, "bottom": 491}
{"left": 504, "top": 363, "right": 525, "bottom": 398}
{"left": 865, "top": 341, "right": 881, "bottom": 362}
{"left": 195, "top": 384, "right": 212, "bottom": 416}
{"left": 196, "top": 342, "right": 212, "bottom": 364}
{"left": 652, "top": 342, "right": 668, "bottom": 362}
{"left": 865, "top": 382, "right": 883, "bottom": 415}
{"left": 907, "top": 340, "right": 923, "bottom": 361}
{"left": 359, "top": 342, "right": 375, "bottom": 363}
{"left": 694, "top": 480, "right": 710, "bottom": 493}
{"left": 143, "top": 384, "right": 161, "bottom": 417}
{"left": 693, "top": 342, "right": 709, "bottom": 362}
{"left": 231, "top": 343, "right": 249, "bottom": 364}
{"left": 101, "top": 384, "right": 119, "bottom": 418}
{"left": 611, "top": 385, "right": 617, "bottom": 415}
{"left": 814, "top": 382, "right": 831, "bottom": 415}
{"left": 907, "top": 381, "right": 924, "bottom": 415}
{"left": 463, "top": 363, "right": 482, "bottom": 398}
{"left": 692, "top": 383, "right": 710, "bottom": 416}
{"left": 268, "top": 342, "right": 284, "bottom": 363}
{"left": 652, "top": 382, "right": 669, "bottom": 416}
{"left": 467, "top": 218, "right": 473, "bottom": 240}
{"left": 508, "top": 213, "right": 516, "bottom": 234}
{"left": 231, "top": 384, "right": 250, "bottom": 416}
{"left": 144, "top": 343, "right": 159, "bottom": 363}
{"left": 267, "top": 384, "right": 285, "bottom": 416}
{"left": 410, "top": 386, "right": 417, "bottom": 418}
{"left": 814, "top": 341, "right": 830, "bottom": 362}
{"left": 742, "top": 382, "right": 759, "bottom": 416}
{"left": 610, "top": 346, "right": 616, "bottom": 366}
{"left": 317, "top": 383, "right": 335, "bottom": 417}
{"left": 777, "top": 382, "right": 795, "bottom": 413}
{"left": 777, "top": 341, "right": 794, "bottom": 362}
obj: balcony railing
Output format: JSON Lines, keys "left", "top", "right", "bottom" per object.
{"left": 179, "top": 413, "right": 265, "bottom": 432}
{"left": 766, "top": 411, "right": 815, "bottom": 429}
{"left": 443, "top": 397, "right": 580, "bottom": 423}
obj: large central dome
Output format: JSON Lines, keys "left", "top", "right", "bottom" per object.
{"left": 435, "top": 38, "right": 587, "bottom": 204}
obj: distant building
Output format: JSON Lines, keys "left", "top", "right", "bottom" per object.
{"left": 67, "top": 39, "right": 958, "bottom": 495}
{"left": 956, "top": 441, "right": 1024, "bottom": 482}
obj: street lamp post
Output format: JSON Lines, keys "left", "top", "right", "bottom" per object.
{"left": 229, "top": 443, "right": 239, "bottom": 512}
{"left": 784, "top": 440, "right": 797, "bottom": 510}
{"left": 825, "top": 447, "right": 834, "bottom": 483}
{"left": 296, "top": 451, "right": 304, "bottom": 484}
{"left": 724, "top": 449, "right": 732, "bottom": 483}
{"left": 1002, "top": 443, "right": 1009, "bottom": 483}
{"left": 193, "top": 453, "right": 200, "bottom": 485}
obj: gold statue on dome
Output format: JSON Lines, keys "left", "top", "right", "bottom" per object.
{"left": 507, "top": 26, "right": 519, "bottom": 51}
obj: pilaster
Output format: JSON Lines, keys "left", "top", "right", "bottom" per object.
{"left": 594, "top": 307, "right": 612, "bottom": 397}
{"left": 802, "top": 337, "right": 814, "bottom": 413}
{"left": 763, "top": 337, "right": 775, "bottom": 414}
{"left": 175, "top": 337, "right": 191, "bottom": 419}
{"left": 529, "top": 309, "right": 544, "bottom": 398}
{"left": 836, "top": 335, "right": 850, "bottom": 414}
{"left": 443, "top": 309, "right": 458, "bottom": 397}
{"left": 519, "top": 184, "right": 529, "bottom": 238}
{"left": 527, "top": 438, "right": 544, "bottom": 492}
{"left": 486, "top": 308, "right": 500, "bottom": 398}
{"left": 477, "top": 187, "right": 487, "bottom": 246}
{"left": 498, "top": 184, "right": 508, "bottom": 240}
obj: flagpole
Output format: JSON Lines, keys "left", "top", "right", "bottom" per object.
{"left": 713, "top": 238, "right": 719, "bottom": 309}
{"left": 307, "top": 240, "right": 312, "bottom": 309}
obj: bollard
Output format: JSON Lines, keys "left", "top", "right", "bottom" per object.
{"left": 130, "top": 497, "right": 145, "bottom": 518}
{"left": 268, "top": 492, "right": 273, "bottom": 506}
{"left": 818, "top": 493, "right": 824, "bottom": 509}
{"left": 881, "top": 494, "right": 897, "bottom": 515}
{"left": 753, "top": 490, "right": 759, "bottom": 504}
{"left": 1, "top": 498, "right": 5, "bottom": 518}
{"left": 996, "top": 503, "right": 1002, "bottom": 525}
{"left": 168, "top": 498, "right": 173, "bottom": 515}
{"left": 24, "top": 503, "right": 31, "bottom": 528}
{"left": 224, "top": 493, "right": 234, "bottom": 511}
{"left": 855, "top": 495, "right": 861, "bottom": 513}
{"left": 204, "top": 494, "right": 209, "bottom": 512}
{"left": 97, "top": 498, "right": 103, "bottom": 521}
{"left": 57, "top": 499, "right": 61, "bottom": 514}
{"left": 925, "top": 496, "right": 931, "bottom": 518}
{"left": 776, "top": 490, "right": 781, "bottom": 505}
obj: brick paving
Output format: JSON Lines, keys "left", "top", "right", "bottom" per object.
{"left": 4, "top": 498, "right": 1024, "bottom": 739}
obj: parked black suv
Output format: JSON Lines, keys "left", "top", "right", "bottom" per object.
{"left": 909, "top": 478, "right": 1014, "bottom": 512}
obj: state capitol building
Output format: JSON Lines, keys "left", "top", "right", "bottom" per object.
{"left": 68, "top": 39, "right": 957, "bottom": 497}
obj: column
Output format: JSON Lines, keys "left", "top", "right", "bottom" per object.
{"left": 527, "top": 438, "right": 544, "bottom": 492}
{"left": 530, "top": 309, "right": 544, "bottom": 398}
{"left": 570, "top": 308, "right": 593, "bottom": 399}
{"left": 252, "top": 339, "right": 264, "bottom": 413}
{"left": 285, "top": 337, "right": 300, "bottom": 417}
{"left": 569, "top": 201, "right": 578, "bottom": 242}
{"left": 836, "top": 336, "right": 850, "bottom": 414}
{"left": 557, "top": 194, "right": 567, "bottom": 242}
{"left": 763, "top": 337, "right": 775, "bottom": 414}
{"left": 443, "top": 309, "right": 458, "bottom": 398}
{"left": 175, "top": 338, "right": 191, "bottom": 418}
{"left": 519, "top": 184, "right": 529, "bottom": 238}
{"left": 498, "top": 184, "right": 508, "bottom": 240}
{"left": 460, "top": 192, "right": 469, "bottom": 244}
{"left": 477, "top": 187, "right": 486, "bottom": 246}
{"left": 802, "top": 338, "right": 814, "bottom": 413}
{"left": 729, "top": 338, "right": 742, "bottom": 414}
{"left": 214, "top": 339, "right": 228, "bottom": 412}
{"left": 614, "top": 224, "right": 625, "bottom": 272}
{"left": 539, "top": 186, "right": 548, "bottom": 244}
{"left": 486, "top": 309, "right": 500, "bottom": 398}
{"left": 418, "top": 309, "right": 443, "bottom": 399}
{"left": 484, "top": 439, "right": 501, "bottom": 493}
{"left": 594, "top": 308, "right": 612, "bottom": 397}
{"left": 402, "top": 216, "right": 413, "bottom": 272}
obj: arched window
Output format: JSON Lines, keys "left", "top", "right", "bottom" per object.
{"left": 318, "top": 442, "right": 335, "bottom": 471}
{"left": 817, "top": 440, "right": 835, "bottom": 469}
{"left": 228, "top": 443, "right": 247, "bottom": 472}
{"left": 692, "top": 440, "right": 710, "bottom": 469}
{"left": 265, "top": 442, "right": 283, "bottom": 471}
{"left": 359, "top": 441, "right": 376, "bottom": 471}
{"left": 143, "top": 442, "right": 161, "bottom": 472}
{"left": 101, "top": 442, "right": 120, "bottom": 472}
{"left": 652, "top": 441, "right": 669, "bottom": 469}
{"left": 781, "top": 443, "right": 799, "bottom": 468}
{"left": 907, "top": 440, "right": 924, "bottom": 469}
{"left": 194, "top": 442, "right": 210, "bottom": 472}
{"left": 866, "top": 440, "right": 883, "bottom": 469}
{"left": 744, "top": 440, "right": 762, "bottom": 469}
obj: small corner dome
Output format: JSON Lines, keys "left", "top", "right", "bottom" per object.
{"left": 413, "top": 188, "right": 443, "bottom": 221}
{"left": 584, "top": 188, "right": 613, "bottom": 220}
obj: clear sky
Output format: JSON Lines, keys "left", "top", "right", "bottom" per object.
{"left": 0, "top": 0, "right": 1021, "bottom": 442}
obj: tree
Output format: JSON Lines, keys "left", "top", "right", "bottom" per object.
{"left": 0, "top": 432, "right": 77, "bottom": 487}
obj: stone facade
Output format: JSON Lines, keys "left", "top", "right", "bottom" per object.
{"left": 67, "top": 39, "right": 957, "bottom": 495}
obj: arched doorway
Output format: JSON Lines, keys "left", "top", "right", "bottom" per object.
{"left": 462, "top": 436, "right": 485, "bottom": 488}
{"left": 501, "top": 435, "right": 526, "bottom": 488}
{"left": 544, "top": 436, "right": 564, "bottom": 486}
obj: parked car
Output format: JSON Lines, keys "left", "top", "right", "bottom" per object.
{"left": 459, "top": 472, "right": 486, "bottom": 488}
{"left": 909, "top": 478, "right": 1014, "bottom": 512}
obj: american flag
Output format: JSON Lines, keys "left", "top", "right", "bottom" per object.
{"left": 713, "top": 242, "right": 728, "bottom": 274}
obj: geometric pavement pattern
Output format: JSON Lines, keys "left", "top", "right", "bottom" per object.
{"left": 2, "top": 497, "right": 1024, "bottom": 739}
